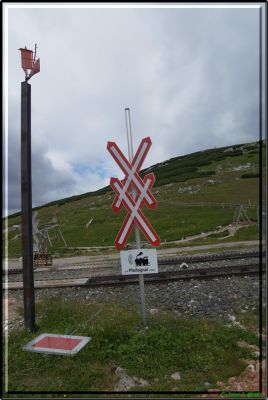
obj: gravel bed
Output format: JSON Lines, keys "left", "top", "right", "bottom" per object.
{"left": 5, "top": 274, "right": 265, "bottom": 333}
{"left": 4, "top": 249, "right": 265, "bottom": 333}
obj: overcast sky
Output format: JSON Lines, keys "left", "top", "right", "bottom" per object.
{"left": 4, "top": 3, "right": 265, "bottom": 216}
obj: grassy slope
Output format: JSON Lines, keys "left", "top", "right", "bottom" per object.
{"left": 4, "top": 141, "right": 265, "bottom": 257}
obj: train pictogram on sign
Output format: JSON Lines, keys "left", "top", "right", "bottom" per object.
{"left": 135, "top": 251, "right": 149, "bottom": 266}
{"left": 107, "top": 137, "right": 160, "bottom": 250}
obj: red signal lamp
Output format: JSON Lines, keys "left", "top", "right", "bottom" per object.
{"left": 19, "top": 44, "right": 40, "bottom": 81}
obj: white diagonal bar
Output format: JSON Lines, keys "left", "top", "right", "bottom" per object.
{"left": 109, "top": 143, "right": 155, "bottom": 208}
{"left": 117, "top": 213, "right": 133, "bottom": 246}
{"left": 116, "top": 140, "right": 148, "bottom": 208}
{"left": 113, "top": 178, "right": 157, "bottom": 245}
{"left": 133, "top": 140, "right": 149, "bottom": 170}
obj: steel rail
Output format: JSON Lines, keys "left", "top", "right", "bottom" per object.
{"left": 158, "top": 250, "right": 265, "bottom": 265}
{"left": 5, "top": 263, "right": 265, "bottom": 290}
{"left": 4, "top": 250, "right": 265, "bottom": 275}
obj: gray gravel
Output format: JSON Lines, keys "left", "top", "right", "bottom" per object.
{"left": 7, "top": 275, "right": 265, "bottom": 324}
{"left": 5, "top": 256, "right": 262, "bottom": 282}
{"left": 4, "top": 249, "right": 265, "bottom": 333}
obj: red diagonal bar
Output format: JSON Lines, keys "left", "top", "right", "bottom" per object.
{"left": 110, "top": 173, "right": 156, "bottom": 213}
{"left": 107, "top": 139, "right": 156, "bottom": 210}
{"left": 107, "top": 137, "right": 151, "bottom": 176}
{"left": 111, "top": 137, "right": 152, "bottom": 212}
{"left": 107, "top": 136, "right": 160, "bottom": 249}
{"left": 131, "top": 136, "right": 152, "bottom": 172}
{"left": 110, "top": 174, "right": 160, "bottom": 249}
{"left": 107, "top": 138, "right": 156, "bottom": 211}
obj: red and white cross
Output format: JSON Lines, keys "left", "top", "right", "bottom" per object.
{"left": 107, "top": 137, "right": 160, "bottom": 250}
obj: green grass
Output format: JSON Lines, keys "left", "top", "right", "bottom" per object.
{"left": 4, "top": 298, "right": 261, "bottom": 397}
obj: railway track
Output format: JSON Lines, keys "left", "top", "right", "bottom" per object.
{"left": 158, "top": 250, "right": 265, "bottom": 265}
{"left": 4, "top": 250, "right": 265, "bottom": 275}
{"left": 5, "top": 263, "right": 265, "bottom": 290}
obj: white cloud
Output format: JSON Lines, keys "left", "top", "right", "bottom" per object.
{"left": 4, "top": 5, "right": 264, "bottom": 215}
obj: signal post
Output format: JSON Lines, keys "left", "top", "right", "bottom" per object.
{"left": 19, "top": 45, "right": 40, "bottom": 331}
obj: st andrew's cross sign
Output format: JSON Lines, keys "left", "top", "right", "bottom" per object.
{"left": 107, "top": 137, "right": 160, "bottom": 250}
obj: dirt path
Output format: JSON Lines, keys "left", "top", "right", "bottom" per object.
{"left": 172, "top": 223, "right": 243, "bottom": 243}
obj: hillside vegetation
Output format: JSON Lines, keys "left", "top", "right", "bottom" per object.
{"left": 3, "top": 141, "right": 265, "bottom": 257}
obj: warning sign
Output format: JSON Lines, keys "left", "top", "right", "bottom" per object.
{"left": 120, "top": 249, "right": 158, "bottom": 275}
{"left": 107, "top": 137, "right": 160, "bottom": 249}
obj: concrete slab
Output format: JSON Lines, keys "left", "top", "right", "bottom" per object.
{"left": 23, "top": 333, "right": 91, "bottom": 355}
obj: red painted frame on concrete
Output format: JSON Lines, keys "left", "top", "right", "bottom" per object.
{"left": 23, "top": 333, "right": 91, "bottom": 356}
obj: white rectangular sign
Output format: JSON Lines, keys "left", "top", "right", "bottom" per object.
{"left": 120, "top": 249, "right": 158, "bottom": 275}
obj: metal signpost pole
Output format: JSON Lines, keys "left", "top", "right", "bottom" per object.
{"left": 21, "top": 80, "right": 35, "bottom": 331}
{"left": 125, "top": 108, "right": 147, "bottom": 325}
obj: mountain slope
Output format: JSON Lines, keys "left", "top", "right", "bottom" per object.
{"left": 4, "top": 140, "right": 265, "bottom": 256}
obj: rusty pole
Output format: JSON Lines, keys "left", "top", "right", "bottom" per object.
{"left": 21, "top": 80, "right": 35, "bottom": 331}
